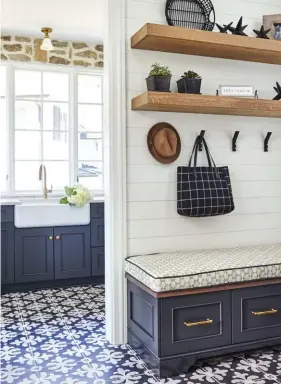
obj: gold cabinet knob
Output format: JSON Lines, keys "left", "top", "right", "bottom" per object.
{"left": 48, "top": 236, "right": 53, "bottom": 240}
{"left": 55, "top": 235, "right": 60, "bottom": 240}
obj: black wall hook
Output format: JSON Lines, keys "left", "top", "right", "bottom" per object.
{"left": 232, "top": 131, "right": 240, "bottom": 152}
{"left": 198, "top": 130, "right": 206, "bottom": 151}
{"left": 264, "top": 132, "right": 272, "bottom": 152}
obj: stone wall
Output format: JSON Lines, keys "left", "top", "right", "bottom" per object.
{"left": 1, "top": 35, "right": 103, "bottom": 68}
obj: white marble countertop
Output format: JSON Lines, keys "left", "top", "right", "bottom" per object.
{"left": 0, "top": 199, "right": 22, "bottom": 206}
{"left": 91, "top": 197, "right": 104, "bottom": 203}
{"left": 0, "top": 197, "right": 104, "bottom": 206}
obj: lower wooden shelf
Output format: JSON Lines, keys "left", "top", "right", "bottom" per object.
{"left": 131, "top": 92, "right": 281, "bottom": 118}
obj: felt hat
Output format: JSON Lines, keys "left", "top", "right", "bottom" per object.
{"left": 147, "top": 122, "right": 181, "bottom": 164}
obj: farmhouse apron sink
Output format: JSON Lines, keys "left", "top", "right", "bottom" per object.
{"left": 15, "top": 200, "right": 90, "bottom": 228}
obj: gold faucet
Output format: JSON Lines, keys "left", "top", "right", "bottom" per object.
{"left": 39, "top": 164, "right": 52, "bottom": 199}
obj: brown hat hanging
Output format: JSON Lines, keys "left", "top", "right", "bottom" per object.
{"left": 147, "top": 122, "right": 181, "bottom": 164}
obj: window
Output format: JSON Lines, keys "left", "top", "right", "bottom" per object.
{"left": 0, "top": 64, "right": 103, "bottom": 196}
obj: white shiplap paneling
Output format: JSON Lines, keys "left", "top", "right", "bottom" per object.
{"left": 125, "top": 0, "right": 281, "bottom": 255}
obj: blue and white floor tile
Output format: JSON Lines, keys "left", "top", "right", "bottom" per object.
{"left": 1, "top": 285, "right": 281, "bottom": 384}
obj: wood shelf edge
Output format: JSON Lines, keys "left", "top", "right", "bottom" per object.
{"left": 131, "top": 23, "right": 281, "bottom": 65}
{"left": 131, "top": 92, "right": 281, "bottom": 118}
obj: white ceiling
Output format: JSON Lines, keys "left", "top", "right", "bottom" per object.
{"left": 1, "top": 0, "right": 104, "bottom": 43}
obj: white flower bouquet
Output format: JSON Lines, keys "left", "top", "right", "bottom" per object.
{"left": 59, "top": 184, "right": 92, "bottom": 207}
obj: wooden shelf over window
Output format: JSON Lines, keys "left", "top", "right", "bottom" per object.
{"left": 131, "top": 92, "right": 281, "bottom": 118}
{"left": 131, "top": 23, "right": 281, "bottom": 65}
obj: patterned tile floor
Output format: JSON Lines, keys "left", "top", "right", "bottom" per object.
{"left": 1, "top": 284, "right": 281, "bottom": 384}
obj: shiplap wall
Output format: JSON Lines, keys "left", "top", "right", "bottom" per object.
{"left": 126, "top": 0, "right": 281, "bottom": 256}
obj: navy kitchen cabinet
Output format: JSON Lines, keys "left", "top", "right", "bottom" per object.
{"left": 91, "top": 218, "right": 104, "bottom": 247}
{"left": 90, "top": 203, "right": 105, "bottom": 277}
{"left": 3, "top": 202, "right": 104, "bottom": 289}
{"left": 1, "top": 223, "right": 15, "bottom": 284}
{"left": 91, "top": 247, "right": 105, "bottom": 276}
{"left": 54, "top": 226, "right": 91, "bottom": 279}
{"left": 15, "top": 227, "right": 54, "bottom": 283}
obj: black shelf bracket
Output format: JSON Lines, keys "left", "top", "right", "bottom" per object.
{"left": 264, "top": 132, "right": 272, "bottom": 152}
{"left": 198, "top": 130, "right": 206, "bottom": 151}
{"left": 232, "top": 131, "right": 240, "bottom": 152}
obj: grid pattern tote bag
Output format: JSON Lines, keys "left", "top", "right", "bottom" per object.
{"left": 177, "top": 136, "right": 235, "bottom": 217}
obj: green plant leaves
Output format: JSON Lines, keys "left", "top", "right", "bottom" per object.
{"left": 149, "top": 62, "right": 172, "bottom": 77}
{"left": 64, "top": 186, "right": 74, "bottom": 196}
{"left": 182, "top": 70, "right": 201, "bottom": 79}
{"left": 59, "top": 197, "right": 68, "bottom": 204}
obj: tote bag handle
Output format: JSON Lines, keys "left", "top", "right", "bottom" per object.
{"left": 188, "top": 136, "right": 214, "bottom": 168}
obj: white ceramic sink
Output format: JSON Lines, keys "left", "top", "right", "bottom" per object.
{"left": 15, "top": 199, "right": 90, "bottom": 228}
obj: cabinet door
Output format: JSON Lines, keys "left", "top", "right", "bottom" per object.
{"left": 54, "top": 226, "right": 91, "bottom": 279}
{"left": 91, "top": 247, "right": 105, "bottom": 276}
{"left": 91, "top": 218, "right": 104, "bottom": 247}
{"left": 1, "top": 223, "right": 15, "bottom": 284}
{"left": 15, "top": 228, "right": 54, "bottom": 283}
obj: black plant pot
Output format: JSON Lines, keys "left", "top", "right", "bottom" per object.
{"left": 177, "top": 77, "right": 202, "bottom": 94}
{"left": 146, "top": 76, "right": 171, "bottom": 92}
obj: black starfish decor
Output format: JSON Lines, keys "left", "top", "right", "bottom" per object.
{"left": 273, "top": 82, "right": 281, "bottom": 101}
{"left": 253, "top": 25, "right": 271, "bottom": 39}
{"left": 229, "top": 17, "right": 248, "bottom": 36}
{"left": 216, "top": 22, "right": 233, "bottom": 34}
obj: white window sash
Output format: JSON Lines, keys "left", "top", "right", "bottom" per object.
{"left": 0, "top": 62, "right": 103, "bottom": 197}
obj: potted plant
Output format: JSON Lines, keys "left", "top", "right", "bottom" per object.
{"left": 146, "top": 62, "right": 172, "bottom": 92}
{"left": 177, "top": 70, "right": 202, "bottom": 94}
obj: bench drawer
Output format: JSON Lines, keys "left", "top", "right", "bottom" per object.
{"left": 232, "top": 285, "right": 281, "bottom": 344}
{"left": 160, "top": 291, "right": 231, "bottom": 357}
{"left": 1, "top": 206, "right": 14, "bottom": 223}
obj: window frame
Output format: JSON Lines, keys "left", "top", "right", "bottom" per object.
{"left": 0, "top": 61, "right": 103, "bottom": 197}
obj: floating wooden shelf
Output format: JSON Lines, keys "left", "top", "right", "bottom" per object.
{"left": 131, "top": 92, "right": 281, "bottom": 118}
{"left": 131, "top": 23, "right": 281, "bottom": 65}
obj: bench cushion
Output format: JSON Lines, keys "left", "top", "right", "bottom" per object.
{"left": 125, "top": 244, "right": 281, "bottom": 292}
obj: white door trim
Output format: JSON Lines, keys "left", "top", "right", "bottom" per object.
{"left": 103, "top": 0, "right": 127, "bottom": 344}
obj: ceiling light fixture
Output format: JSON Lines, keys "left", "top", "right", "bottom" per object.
{"left": 40, "top": 27, "right": 54, "bottom": 51}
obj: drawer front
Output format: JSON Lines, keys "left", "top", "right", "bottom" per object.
{"left": 160, "top": 291, "right": 231, "bottom": 357}
{"left": 91, "top": 218, "right": 105, "bottom": 247}
{"left": 90, "top": 203, "right": 104, "bottom": 219}
{"left": 1, "top": 206, "right": 14, "bottom": 223}
{"left": 91, "top": 247, "right": 105, "bottom": 276}
{"left": 232, "top": 284, "right": 281, "bottom": 344}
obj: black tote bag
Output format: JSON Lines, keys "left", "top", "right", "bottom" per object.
{"left": 177, "top": 136, "right": 235, "bottom": 217}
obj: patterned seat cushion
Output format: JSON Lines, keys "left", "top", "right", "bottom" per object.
{"left": 125, "top": 244, "right": 281, "bottom": 292}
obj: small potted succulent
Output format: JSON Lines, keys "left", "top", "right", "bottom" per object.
{"left": 146, "top": 62, "right": 172, "bottom": 92}
{"left": 177, "top": 70, "right": 202, "bottom": 94}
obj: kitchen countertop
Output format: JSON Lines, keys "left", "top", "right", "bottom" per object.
{"left": 0, "top": 197, "right": 104, "bottom": 206}
{"left": 0, "top": 199, "right": 22, "bottom": 206}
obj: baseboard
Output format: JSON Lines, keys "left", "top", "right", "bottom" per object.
{"left": 1, "top": 276, "right": 105, "bottom": 293}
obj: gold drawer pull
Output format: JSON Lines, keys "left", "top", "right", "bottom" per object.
{"left": 184, "top": 319, "right": 213, "bottom": 327}
{"left": 252, "top": 309, "right": 278, "bottom": 316}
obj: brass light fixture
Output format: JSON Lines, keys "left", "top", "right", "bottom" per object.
{"left": 40, "top": 27, "right": 54, "bottom": 51}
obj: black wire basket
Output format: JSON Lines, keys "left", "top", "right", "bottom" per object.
{"left": 165, "top": 0, "right": 216, "bottom": 31}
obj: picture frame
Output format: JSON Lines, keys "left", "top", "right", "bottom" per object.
{"left": 218, "top": 85, "right": 255, "bottom": 98}
{"left": 263, "top": 14, "right": 281, "bottom": 40}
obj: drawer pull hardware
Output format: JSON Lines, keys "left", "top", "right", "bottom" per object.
{"left": 48, "top": 236, "right": 53, "bottom": 240}
{"left": 184, "top": 319, "right": 213, "bottom": 327}
{"left": 252, "top": 309, "right": 278, "bottom": 316}
{"left": 55, "top": 236, "right": 60, "bottom": 240}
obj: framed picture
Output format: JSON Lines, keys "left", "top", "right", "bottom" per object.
{"left": 263, "top": 14, "right": 281, "bottom": 40}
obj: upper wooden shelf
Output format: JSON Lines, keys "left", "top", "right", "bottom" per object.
{"left": 131, "top": 92, "right": 281, "bottom": 118}
{"left": 131, "top": 23, "right": 281, "bottom": 65}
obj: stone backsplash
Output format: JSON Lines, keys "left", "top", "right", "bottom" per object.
{"left": 1, "top": 35, "right": 103, "bottom": 68}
